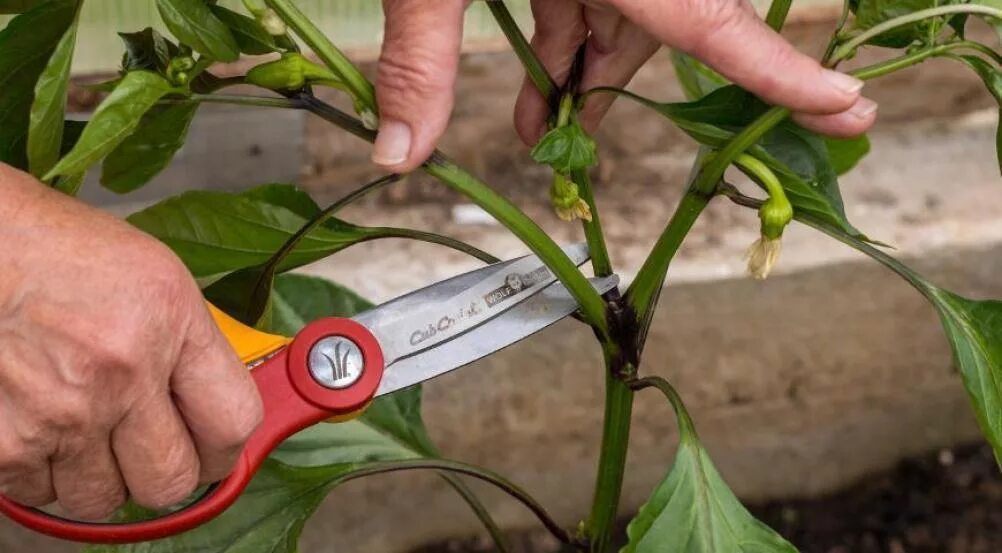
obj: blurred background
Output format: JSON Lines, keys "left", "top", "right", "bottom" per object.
{"left": 3, "top": 1, "right": 1002, "bottom": 552}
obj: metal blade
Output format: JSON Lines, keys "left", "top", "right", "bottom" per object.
{"left": 375, "top": 275, "right": 620, "bottom": 397}
{"left": 354, "top": 243, "right": 590, "bottom": 364}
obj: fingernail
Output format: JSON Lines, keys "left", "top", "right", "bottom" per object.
{"left": 821, "top": 69, "right": 864, "bottom": 95}
{"left": 372, "top": 119, "right": 412, "bottom": 167}
{"left": 849, "top": 97, "right": 879, "bottom": 119}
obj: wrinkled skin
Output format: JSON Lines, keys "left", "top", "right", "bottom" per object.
{"left": 0, "top": 164, "right": 262, "bottom": 520}
{"left": 371, "top": 0, "right": 878, "bottom": 172}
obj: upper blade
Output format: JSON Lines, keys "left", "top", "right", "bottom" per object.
{"left": 353, "top": 243, "right": 590, "bottom": 364}
{"left": 375, "top": 275, "right": 620, "bottom": 397}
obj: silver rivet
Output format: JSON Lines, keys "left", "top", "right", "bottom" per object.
{"left": 308, "top": 337, "right": 364, "bottom": 389}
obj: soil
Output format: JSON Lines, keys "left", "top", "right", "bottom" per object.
{"left": 413, "top": 443, "right": 1002, "bottom": 553}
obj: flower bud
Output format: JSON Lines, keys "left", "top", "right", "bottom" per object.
{"left": 550, "top": 173, "right": 593, "bottom": 223}
{"left": 759, "top": 195, "right": 793, "bottom": 241}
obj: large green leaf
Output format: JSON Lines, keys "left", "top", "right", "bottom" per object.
{"left": 128, "top": 184, "right": 381, "bottom": 287}
{"left": 45, "top": 71, "right": 177, "bottom": 181}
{"left": 624, "top": 386, "right": 797, "bottom": 553}
{"left": 101, "top": 102, "right": 199, "bottom": 193}
{"left": 0, "top": 0, "right": 41, "bottom": 13}
{"left": 26, "top": 1, "right": 78, "bottom": 178}
{"left": 791, "top": 212, "right": 1002, "bottom": 467}
{"left": 210, "top": 5, "right": 278, "bottom": 56}
{"left": 0, "top": 0, "right": 79, "bottom": 169}
{"left": 951, "top": 55, "right": 1002, "bottom": 174}
{"left": 624, "top": 441, "right": 798, "bottom": 553}
{"left": 598, "top": 85, "right": 870, "bottom": 240}
{"left": 156, "top": 0, "right": 240, "bottom": 62}
{"left": 825, "top": 135, "right": 871, "bottom": 175}
{"left": 851, "top": 0, "right": 962, "bottom": 48}
{"left": 85, "top": 274, "right": 439, "bottom": 553}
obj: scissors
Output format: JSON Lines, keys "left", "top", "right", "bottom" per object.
{"left": 0, "top": 243, "right": 618, "bottom": 544}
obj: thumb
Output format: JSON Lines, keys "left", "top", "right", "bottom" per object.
{"left": 610, "top": 0, "right": 864, "bottom": 115}
{"left": 372, "top": 0, "right": 467, "bottom": 172}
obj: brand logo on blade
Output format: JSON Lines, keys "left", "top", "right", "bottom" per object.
{"left": 483, "top": 266, "right": 550, "bottom": 308}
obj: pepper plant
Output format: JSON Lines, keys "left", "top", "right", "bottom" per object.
{"left": 2, "top": 0, "right": 1002, "bottom": 551}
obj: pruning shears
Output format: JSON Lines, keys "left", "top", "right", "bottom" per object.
{"left": 0, "top": 244, "right": 618, "bottom": 544}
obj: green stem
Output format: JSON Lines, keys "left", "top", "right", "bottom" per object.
{"left": 424, "top": 156, "right": 610, "bottom": 336}
{"left": 188, "top": 93, "right": 301, "bottom": 109}
{"left": 628, "top": 376, "right": 697, "bottom": 441}
{"left": 486, "top": 0, "right": 558, "bottom": 108}
{"left": 764, "top": 0, "right": 794, "bottom": 32}
{"left": 830, "top": 5, "right": 1002, "bottom": 63}
{"left": 574, "top": 168, "right": 613, "bottom": 277}
{"left": 625, "top": 187, "right": 712, "bottom": 343}
{"left": 332, "top": 458, "right": 587, "bottom": 550}
{"left": 849, "top": 41, "right": 982, "bottom": 80}
{"left": 441, "top": 475, "right": 512, "bottom": 553}
{"left": 295, "top": 94, "right": 608, "bottom": 330}
{"left": 367, "top": 227, "right": 499, "bottom": 264}
{"left": 822, "top": 0, "right": 853, "bottom": 63}
{"left": 585, "top": 356, "right": 636, "bottom": 553}
{"left": 264, "top": 0, "right": 376, "bottom": 112}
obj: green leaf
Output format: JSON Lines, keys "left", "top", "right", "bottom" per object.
{"left": 26, "top": 1, "right": 78, "bottom": 178}
{"left": 267, "top": 273, "right": 372, "bottom": 336}
{"left": 44, "top": 71, "right": 177, "bottom": 181}
{"left": 0, "top": 0, "right": 41, "bottom": 13}
{"left": 793, "top": 212, "right": 1002, "bottom": 470}
{"left": 100, "top": 102, "right": 199, "bottom": 193}
{"left": 118, "top": 28, "right": 177, "bottom": 74}
{"left": 530, "top": 122, "right": 598, "bottom": 174}
{"left": 210, "top": 5, "right": 278, "bottom": 56}
{"left": 0, "top": 0, "right": 79, "bottom": 169}
{"left": 598, "top": 85, "right": 871, "bottom": 240}
{"left": 851, "top": 0, "right": 963, "bottom": 48}
{"left": 825, "top": 135, "right": 871, "bottom": 175}
{"left": 128, "top": 184, "right": 380, "bottom": 287}
{"left": 156, "top": 0, "right": 240, "bottom": 62}
{"left": 85, "top": 274, "right": 437, "bottom": 553}
{"left": 669, "top": 50, "right": 728, "bottom": 101}
{"left": 624, "top": 383, "right": 797, "bottom": 553}
{"left": 951, "top": 55, "right": 1002, "bottom": 174}
{"left": 624, "top": 439, "right": 799, "bottom": 552}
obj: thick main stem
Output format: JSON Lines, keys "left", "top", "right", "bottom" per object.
{"left": 585, "top": 361, "right": 635, "bottom": 553}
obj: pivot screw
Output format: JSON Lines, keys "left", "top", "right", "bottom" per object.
{"left": 308, "top": 337, "right": 364, "bottom": 389}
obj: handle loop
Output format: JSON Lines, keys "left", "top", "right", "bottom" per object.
{"left": 0, "top": 318, "right": 383, "bottom": 544}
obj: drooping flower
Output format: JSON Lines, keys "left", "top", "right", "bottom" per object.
{"left": 550, "top": 173, "right": 593, "bottom": 223}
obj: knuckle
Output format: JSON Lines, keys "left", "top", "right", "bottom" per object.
{"left": 136, "top": 454, "right": 200, "bottom": 509}
{"left": 377, "top": 47, "right": 452, "bottom": 104}
{"left": 210, "top": 394, "right": 263, "bottom": 456}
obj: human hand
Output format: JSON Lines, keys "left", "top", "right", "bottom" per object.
{"left": 371, "top": 0, "right": 876, "bottom": 173}
{"left": 0, "top": 164, "right": 262, "bottom": 520}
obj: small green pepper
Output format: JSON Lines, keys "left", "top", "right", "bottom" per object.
{"left": 246, "top": 53, "right": 343, "bottom": 91}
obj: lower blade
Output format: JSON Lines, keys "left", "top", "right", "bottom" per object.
{"left": 375, "top": 275, "right": 620, "bottom": 396}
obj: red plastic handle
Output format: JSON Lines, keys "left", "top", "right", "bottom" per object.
{"left": 0, "top": 318, "right": 384, "bottom": 544}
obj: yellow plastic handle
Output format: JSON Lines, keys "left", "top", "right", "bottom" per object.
{"left": 206, "top": 302, "right": 366, "bottom": 424}
{"left": 206, "top": 302, "right": 292, "bottom": 365}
